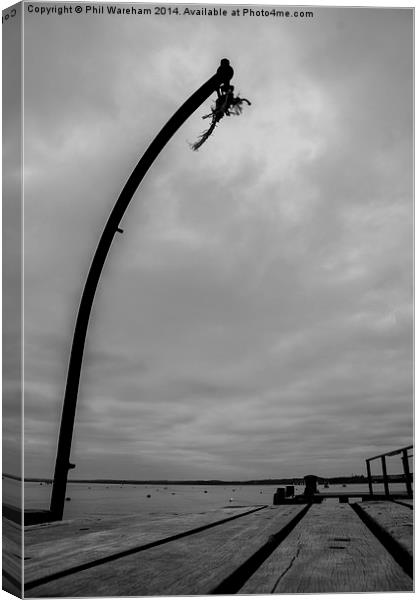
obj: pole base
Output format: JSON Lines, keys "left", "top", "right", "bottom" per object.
{"left": 3, "top": 503, "right": 60, "bottom": 525}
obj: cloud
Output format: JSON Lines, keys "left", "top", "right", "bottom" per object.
{"left": 16, "top": 7, "right": 413, "bottom": 480}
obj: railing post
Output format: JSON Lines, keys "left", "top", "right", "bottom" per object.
{"left": 401, "top": 449, "right": 412, "bottom": 498}
{"left": 381, "top": 455, "right": 390, "bottom": 497}
{"left": 366, "top": 459, "right": 373, "bottom": 495}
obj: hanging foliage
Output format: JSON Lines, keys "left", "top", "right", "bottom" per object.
{"left": 190, "top": 84, "right": 251, "bottom": 151}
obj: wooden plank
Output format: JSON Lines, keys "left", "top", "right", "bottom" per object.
{"left": 24, "top": 506, "right": 264, "bottom": 583}
{"left": 356, "top": 501, "right": 413, "bottom": 557}
{"left": 393, "top": 499, "right": 413, "bottom": 509}
{"left": 2, "top": 516, "right": 23, "bottom": 596}
{"left": 2, "top": 517, "right": 22, "bottom": 582}
{"left": 24, "top": 514, "right": 114, "bottom": 545}
{"left": 24, "top": 505, "right": 260, "bottom": 545}
{"left": 239, "top": 502, "right": 412, "bottom": 593}
{"left": 25, "top": 505, "right": 249, "bottom": 545}
{"left": 27, "top": 505, "right": 306, "bottom": 597}
{"left": 312, "top": 492, "right": 411, "bottom": 499}
{"left": 25, "top": 511, "right": 172, "bottom": 544}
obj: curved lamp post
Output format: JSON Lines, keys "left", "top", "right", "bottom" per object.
{"left": 48, "top": 59, "right": 235, "bottom": 521}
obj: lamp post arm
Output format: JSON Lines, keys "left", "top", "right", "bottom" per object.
{"left": 49, "top": 60, "right": 234, "bottom": 520}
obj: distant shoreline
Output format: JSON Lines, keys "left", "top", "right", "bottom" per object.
{"left": 3, "top": 472, "right": 407, "bottom": 485}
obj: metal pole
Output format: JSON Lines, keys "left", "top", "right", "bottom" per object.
{"left": 366, "top": 459, "right": 373, "bottom": 495}
{"left": 49, "top": 60, "right": 235, "bottom": 520}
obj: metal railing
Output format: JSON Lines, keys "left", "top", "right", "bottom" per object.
{"left": 365, "top": 444, "right": 413, "bottom": 498}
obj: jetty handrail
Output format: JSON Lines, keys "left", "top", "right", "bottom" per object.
{"left": 365, "top": 445, "right": 413, "bottom": 498}
{"left": 366, "top": 444, "right": 413, "bottom": 462}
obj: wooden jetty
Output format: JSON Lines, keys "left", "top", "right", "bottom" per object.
{"left": 3, "top": 498, "right": 413, "bottom": 596}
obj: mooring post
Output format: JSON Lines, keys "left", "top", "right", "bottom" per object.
{"left": 273, "top": 487, "right": 286, "bottom": 504}
{"left": 49, "top": 60, "right": 235, "bottom": 522}
{"left": 285, "top": 485, "right": 295, "bottom": 497}
{"left": 303, "top": 475, "right": 319, "bottom": 497}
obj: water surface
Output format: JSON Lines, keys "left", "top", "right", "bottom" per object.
{"left": 10, "top": 480, "right": 408, "bottom": 520}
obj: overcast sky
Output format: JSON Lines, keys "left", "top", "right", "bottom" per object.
{"left": 6, "top": 4, "right": 413, "bottom": 480}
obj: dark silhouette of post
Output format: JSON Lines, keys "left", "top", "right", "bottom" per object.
{"left": 381, "top": 455, "right": 390, "bottom": 497}
{"left": 401, "top": 449, "right": 412, "bottom": 498}
{"left": 366, "top": 459, "right": 373, "bottom": 495}
{"left": 49, "top": 60, "right": 235, "bottom": 521}
{"left": 303, "top": 475, "right": 319, "bottom": 497}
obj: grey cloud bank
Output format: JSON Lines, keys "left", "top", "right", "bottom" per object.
{"left": 12, "top": 6, "right": 413, "bottom": 480}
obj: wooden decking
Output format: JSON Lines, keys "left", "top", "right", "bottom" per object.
{"left": 4, "top": 499, "right": 414, "bottom": 596}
